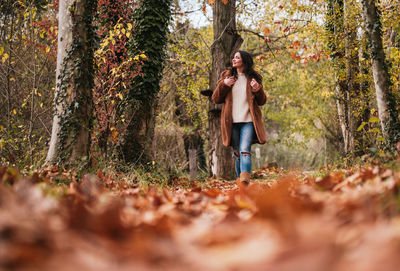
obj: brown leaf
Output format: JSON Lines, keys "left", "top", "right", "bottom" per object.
{"left": 202, "top": 188, "right": 223, "bottom": 198}
{"left": 315, "top": 171, "right": 344, "bottom": 191}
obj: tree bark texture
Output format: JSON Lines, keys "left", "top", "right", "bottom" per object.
{"left": 121, "top": 102, "right": 156, "bottom": 164}
{"left": 327, "top": 0, "right": 351, "bottom": 154}
{"left": 361, "top": 0, "right": 400, "bottom": 147}
{"left": 209, "top": 0, "right": 243, "bottom": 178}
{"left": 46, "top": 0, "right": 96, "bottom": 165}
{"left": 344, "top": 0, "right": 362, "bottom": 154}
{"left": 357, "top": 28, "right": 372, "bottom": 152}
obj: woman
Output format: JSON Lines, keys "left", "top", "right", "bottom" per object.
{"left": 212, "top": 50, "right": 267, "bottom": 185}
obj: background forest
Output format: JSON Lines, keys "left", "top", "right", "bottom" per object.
{"left": 0, "top": 0, "right": 399, "bottom": 177}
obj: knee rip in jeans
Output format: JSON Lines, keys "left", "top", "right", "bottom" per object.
{"left": 241, "top": 152, "right": 251, "bottom": 156}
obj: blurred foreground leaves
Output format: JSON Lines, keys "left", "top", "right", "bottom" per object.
{"left": 1, "top": 164, "right": 400, "bottom": 270}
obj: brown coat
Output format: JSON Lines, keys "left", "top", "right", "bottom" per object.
{"left": 212, "top": 70, "right": 267, "bottom": 147}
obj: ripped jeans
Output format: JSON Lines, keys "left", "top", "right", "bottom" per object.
{"left": 231, "top": 122, "right": 255, "bottom": 178}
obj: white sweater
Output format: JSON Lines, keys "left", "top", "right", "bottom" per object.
{"left": 232, "top": 73, "right": 252, "bottom": 123}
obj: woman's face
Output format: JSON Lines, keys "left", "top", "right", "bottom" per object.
{"left": 232, "top": 52, "right": 243, "bottom": 68}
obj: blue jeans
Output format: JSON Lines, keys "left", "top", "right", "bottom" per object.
{"left": 231, "top": 122, "right": 255, "bottom": 178}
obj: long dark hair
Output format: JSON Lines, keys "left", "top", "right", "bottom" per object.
{"left": 230, "top": 50, "right": 262, "bottom": 83}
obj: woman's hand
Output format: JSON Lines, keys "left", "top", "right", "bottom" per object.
{"left": 250, "top": 78, "right": 261, "bottom": 91}
{"left": 224, "top": 76, "right": 236, "bottom": 87}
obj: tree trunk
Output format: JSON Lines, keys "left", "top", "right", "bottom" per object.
{"left": 388, "top": 28, "right": 400, "bottom": 96}
{"left": 361, "top": 0, "right": 399, "bottom": 147}
{"left": 344, "top": 0, "right": 361, "bottom": 154}
{"left": 46, "top": 0, "right": 97, "bottom": 165}
{"left": 209, "top": 0, "right": 243, "bottom": 178}
{"left": 357, "top": 28, "right": 372, "bottom": 153}
{"left": 327, "top": 0, "right": 350, "bottom": 154}
{"left": 121, "top": 0, "right": 172, "bottom": 165}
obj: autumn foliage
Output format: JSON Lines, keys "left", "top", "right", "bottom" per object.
{"left": 2, "top": 165, "right": 400, "bottom": 270}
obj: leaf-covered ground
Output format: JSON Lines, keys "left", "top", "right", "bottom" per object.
{"left": 1, "top": 164, "right": 400, "bottom": 271}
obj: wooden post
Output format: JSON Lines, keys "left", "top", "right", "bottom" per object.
{"left": 189, "top": 149, "right": 197, "bottom": 180}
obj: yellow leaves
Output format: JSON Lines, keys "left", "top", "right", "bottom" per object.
{"left": 357, "top": 122, "right": 367, "bottom": 131}
{"left": 133, "top": 54, "right": 147, "bottom": 61}
{"left": 95, "top": 20, "right": 133, "bottom": 59}
{"left": 320, "top": 90, "right": 332, "bottom": 98}
{"left": 117, "top": 93, "right": 123, "bottom": 100}
{"left": 0, "top": 47, "right": 4, "bottom": 56}
{"left": 2, "top": 53, "right": 9, "bottom": 63}
{"left": 45, "top": 47, "right": 50, "bottom": 53}
{"left": 0, "top": 138, "right": 5, "bottom": 149}
{"left": 377, "top": 136, "right": 385, "bottom": 142}
{"left": 110, "top": 127, "right": 119, "bottom": 143}
{"left": 13, "top": 109, "right": 17, "bottom": 115}
{"left": 369, "top": 116, "right": 380, "bottom": 123}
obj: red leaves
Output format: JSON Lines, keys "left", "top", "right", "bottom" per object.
{"left": 291, "top": 52, "right": 301, "bottom": 61}
{"left": 291, "top": 40, "right": 301, "bottom": 48}
{"left": 264, "top": 27, "right": 270, "bottom": 36}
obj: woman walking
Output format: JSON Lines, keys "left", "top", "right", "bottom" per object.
{"left": 212, "top": 50, "right": 267, "bottom": 185}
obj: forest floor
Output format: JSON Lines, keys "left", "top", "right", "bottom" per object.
{"left": 1, "top": 162, "right": 400, "bottom": 271}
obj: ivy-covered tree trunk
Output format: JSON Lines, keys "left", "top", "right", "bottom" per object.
{"left": 46, "top": 0, "right": 97, "bottom": 166}
{"left": 209, "top": 0, "right": 243, "bottom": 178}
{"left": 361, "top": 0, "right": 400, "bottom": 147}
{"left": 121, "top": 0, "right": 172, "bottom": 164}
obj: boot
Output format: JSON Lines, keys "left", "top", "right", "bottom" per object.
{"left": 239, "top": 172, "right": 251, "bottom": 186}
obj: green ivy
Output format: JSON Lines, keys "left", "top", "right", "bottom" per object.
{"left": 54, "top": 0, "right": 98, "bottom": 166}
{"left": 127, "top": 0, "right": 172, "bottom": 103}
{"left": 119, "top": 0, "right": 172, "bottom": 165}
